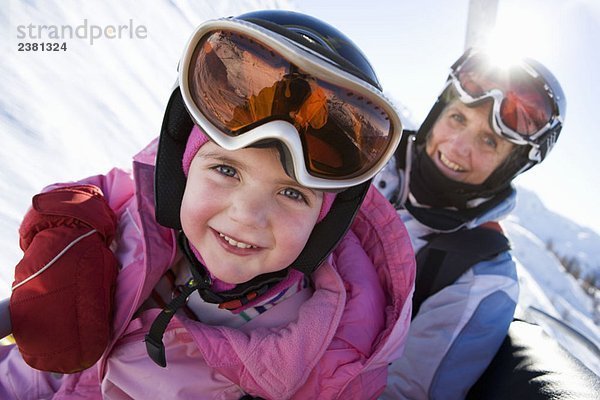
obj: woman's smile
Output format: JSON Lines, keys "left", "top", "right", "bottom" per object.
{"left": 438, "top": 151, "right": 466, "bottom": 172}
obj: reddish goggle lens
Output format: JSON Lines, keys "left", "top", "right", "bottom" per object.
{"left": 187, "top": 30, "right": 394, "bottom": 179}
{"left": 456, "top": 54, "right": 556, "bottom": 137}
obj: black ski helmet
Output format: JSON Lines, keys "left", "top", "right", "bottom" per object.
{"left": 154, "top": 10, "right": 390, "bottom": 276}
{"left": 409, "top": 48, "right": 566, "bottom": 207}
{"left": 147, "top": 10, "right": 403, "bottom": 368}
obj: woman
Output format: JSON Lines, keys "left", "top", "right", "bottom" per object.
{"left": 380, "top": 48, "right": 566, "bottom": 400}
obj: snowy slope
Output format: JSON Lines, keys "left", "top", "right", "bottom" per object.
{"left": 0, "top": 0, "right": 297, "bottom": 296}
{"left": 503, "top": 187, "right": 600, "bottom": 374}
{"left": 504, "top": 219, "right": 600, "bottom": 374}
{"left": 510, "top": 186, "right": 600, "bottom": 285}
{"left": 1, "top": 0, "right": 598, "bottom": 377}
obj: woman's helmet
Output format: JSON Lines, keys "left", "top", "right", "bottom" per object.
{"left": 408, "top": 47, "right": 566, "bottom": 211}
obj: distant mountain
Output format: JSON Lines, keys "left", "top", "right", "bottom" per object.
{"left": 508, "top": 226, "right": 600, "bottom": 373}
{"left": 508, "top": 186, "right": 600, "bottom": 286}
{"left": 503, "top": 186, "right": 600, "bottom": 375}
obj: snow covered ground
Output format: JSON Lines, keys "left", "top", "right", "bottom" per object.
{"left": 0, "top": 0, "right": 298, "bottom": 292}
{"left": 503, "top": 192, "right": 600, "bottom": 374}
{"left": 2, "top": 0, "right": 599, "bottom": 377}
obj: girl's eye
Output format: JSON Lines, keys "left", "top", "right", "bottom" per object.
{"left": 280, "top": 187, "right": 306, "bottom": 203}
{"left": 214, "top": 165, "right": 237, "bottom": 177}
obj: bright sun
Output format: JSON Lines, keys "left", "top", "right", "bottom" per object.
{"left": 481, "top": 1, "right": 553, "bottom": 63}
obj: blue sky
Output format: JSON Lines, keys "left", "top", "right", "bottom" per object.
{"left": 297, "top": 0, "right": 600, "bottom": 235}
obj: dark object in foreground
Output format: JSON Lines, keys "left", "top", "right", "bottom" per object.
{"left": 467, "top": 319, "right": 600, "bottom": 399}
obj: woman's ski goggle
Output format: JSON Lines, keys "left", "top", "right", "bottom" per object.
{"left": 448, "top": 50, "right": 563, "bottom": 148}
{"left": 178, "top": 18, "right": 402, "bottom": 190}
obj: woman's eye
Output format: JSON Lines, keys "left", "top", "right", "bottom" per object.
{"left": 450, "top": 112, "right": 466, "bottom": 124}
{"left": 482, "top": 134, "right": 498, "bottom": 149}
{"left": 214, "top": 165, "right": 237, "bottom": 177}
{"left": 280, "top": 187, "right": 306, "bottom": 203}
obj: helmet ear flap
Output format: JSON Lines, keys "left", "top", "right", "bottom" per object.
{"left": 155, "top": 87, "right": 195, "bottom": 229}
{"left": 165, "top": 87, "right": 195, "bottom": 143}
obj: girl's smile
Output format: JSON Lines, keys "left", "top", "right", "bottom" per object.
{"left": 180, "top": 142, "right": 323, "bottom": 284}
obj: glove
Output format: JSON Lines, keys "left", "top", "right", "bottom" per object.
{"left": 10, "top": 184, "right": 119, "bottom": 373}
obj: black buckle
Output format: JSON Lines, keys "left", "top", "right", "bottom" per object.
{"left": 144, "top": 334, "right": 167, "bottom": 368}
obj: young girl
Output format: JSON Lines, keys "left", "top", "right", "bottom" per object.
{"left": 1, "top": 10, "right": 415, "bottom": 399}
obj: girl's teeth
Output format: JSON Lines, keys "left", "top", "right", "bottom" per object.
{"left": 219, "top": 233, "right": 256, "bottom": 249}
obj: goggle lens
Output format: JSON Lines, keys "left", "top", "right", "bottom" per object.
{"left": 456, "top": 54, "right": 556, "bottom": 137}
{"left": 187, "top": 30, "right": 393, "bottom": 179}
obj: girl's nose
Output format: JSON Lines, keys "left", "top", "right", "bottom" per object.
{"left": 228, "top": 189, "right": 270, "bottom": 229}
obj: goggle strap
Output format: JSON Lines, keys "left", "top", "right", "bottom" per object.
{"left": 539, "top": 128, "right": 559, "bottom": 161}
{"left": 450, "top": 48, "right": 472, "bottom": 73}
{"left": 290, "top": 181, "right": 370, "bottom": 275}
{"left": 528, "top": 145, "right": 542, "bottom": 163}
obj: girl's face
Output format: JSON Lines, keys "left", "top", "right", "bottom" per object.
{"left": 426, "top": 99, "right": 515, "bottom": 185}
{"left": 180, "top": 142, "right": 323, "bottom": 284}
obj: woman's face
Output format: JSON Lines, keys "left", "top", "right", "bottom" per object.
{"left": 426, "top": 99, "right": 515, "bottom": 185}
{"left": 180, "top": 142, "right": 323, "bottom": 284}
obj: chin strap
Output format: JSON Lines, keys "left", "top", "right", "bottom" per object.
{"left": 145, "top": 275, "right": 208, "bottom": 367}
{"left": 145, "top": 232, "right": 287, "bottom": 367}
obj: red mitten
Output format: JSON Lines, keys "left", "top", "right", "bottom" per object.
{"left": 10, "top": 184, "right": 119, "bottom": 373}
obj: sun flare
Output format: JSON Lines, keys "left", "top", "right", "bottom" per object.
{"left": 480, "top": 2, "right": 553, "bottom": 63}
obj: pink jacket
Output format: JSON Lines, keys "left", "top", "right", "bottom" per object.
{"left": 0, "top": 139, "right": 415, "bottom": 400}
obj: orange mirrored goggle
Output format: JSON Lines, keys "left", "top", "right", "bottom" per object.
{"left": 178, "top": 19, "right": 402, "bottom": 190}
